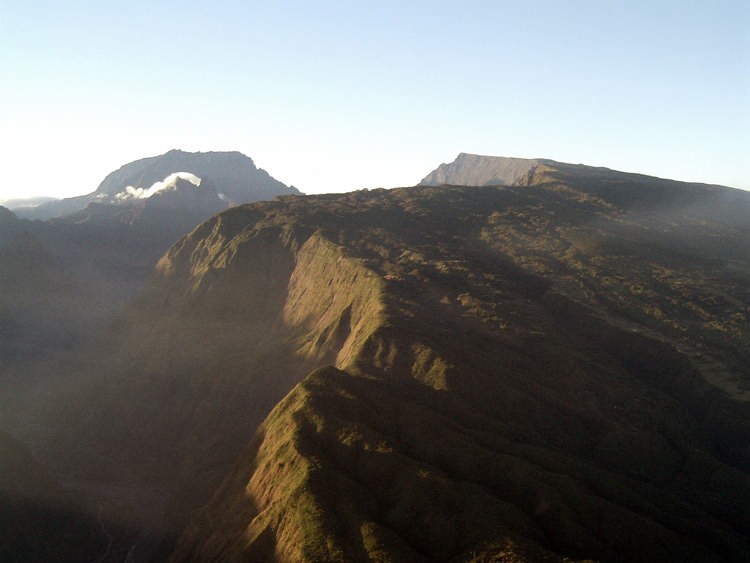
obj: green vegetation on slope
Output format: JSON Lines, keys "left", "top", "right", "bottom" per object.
{"left": 165, "top": 167, "right": 750, "bottom": 561}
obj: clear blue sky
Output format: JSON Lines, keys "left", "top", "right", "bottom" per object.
{"left": 1, "top": 0, "right": 748, "bottom": 200}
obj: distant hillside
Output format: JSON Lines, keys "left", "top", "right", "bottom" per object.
{"left": 38, "top": 160, "right": 750, "bottom": 562}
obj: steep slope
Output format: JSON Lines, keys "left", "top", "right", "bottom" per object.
{"left": 43, "top": 199, "right": 393, "bottom": 547}
{"left": 160, "top": 171, "right": 750, "bottom": 561}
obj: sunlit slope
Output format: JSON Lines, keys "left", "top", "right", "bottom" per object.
{"left": 47, "top": 197, "right": 396, "bottom": 536}
{"left": 166, "top": 168, "right": 750, "bottom": 561}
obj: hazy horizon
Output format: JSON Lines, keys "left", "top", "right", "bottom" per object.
{"left": 2, "top": 1, "right": 748, "bottom": 201}
{"left": 2, "top": 148, "right": 749, "bottom": 209}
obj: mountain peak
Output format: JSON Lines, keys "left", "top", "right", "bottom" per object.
{"left": 21, "top": 150, "right": 301, "bottom": 220}
{"left": 420, "top": 153, "right": 544, "bottom": 187}
{"left": 92, "top": 150, "right": 287, "bottom": 201}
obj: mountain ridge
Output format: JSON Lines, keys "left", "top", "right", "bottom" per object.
{"left": 420, "top": 153, "right": 740, "bottom": 193}
{"left": 36, "top": 160, "right": 750, "bottom": 561}
{"left": 6, "top": 156, "right": 750, "bottom": 561}
{"left": 163, "top": 174, "right": 750, "bottom": 561}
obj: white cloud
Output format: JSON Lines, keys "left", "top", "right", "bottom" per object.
{"left": 115, "top": 172, "right": 202, "bottom": 202}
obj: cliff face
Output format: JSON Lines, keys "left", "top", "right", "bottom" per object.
{"left": 47, "top": 163, "right": 750, "bottom": 561}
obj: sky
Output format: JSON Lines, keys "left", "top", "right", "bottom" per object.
{"left": 1, "top": 0, "right": 748, "bottom": 202}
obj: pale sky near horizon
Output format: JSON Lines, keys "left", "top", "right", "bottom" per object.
{"left": 1, "top": 1, "right": 748, "bottom": 202}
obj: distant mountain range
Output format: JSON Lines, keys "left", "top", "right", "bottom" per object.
{"left": 16, "top": 149, "right": 301, "bottom": 220}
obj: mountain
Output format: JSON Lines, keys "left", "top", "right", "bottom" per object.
{"left": 1, "top": 150, "right": 300, "bottom": 339}
{"left": 18, "top": 149, "right": 301, "bottom": 220}
{"left": 54, "top": 174, "right": 229, "bottom": 252}
{"left": 0, "top": 151, "right": 302, "bottom": 481}
{"left": 39, "top": 160, "right": 750, "bottom": 561}
{"left": 420, "top": 153, "right": 547, "bottom": 186}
